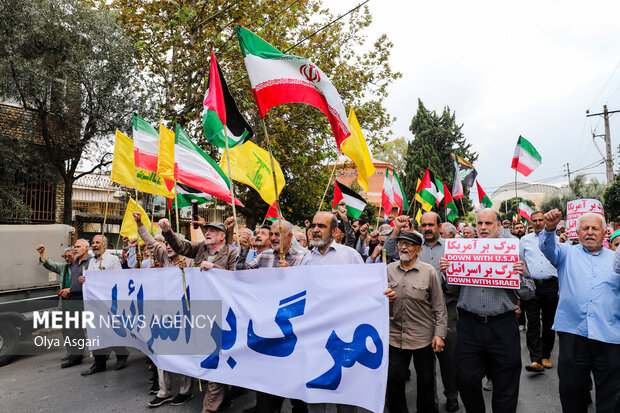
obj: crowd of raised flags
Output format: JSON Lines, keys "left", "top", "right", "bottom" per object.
{"left": 106, "top": 22, "right": 544, "bottom": 233}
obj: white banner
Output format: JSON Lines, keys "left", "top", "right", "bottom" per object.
{"left": 83, "top": 264, "right": 389, "bottom": 412}
{"left": 566, "top": 199, "right": 604, "bottom": 238}
{"left": 444, "top": 239, "right": 520, "bottom": 289}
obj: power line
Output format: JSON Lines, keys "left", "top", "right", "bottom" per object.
{"left": 588, "top": 58, "right": 620, "bottom": 110}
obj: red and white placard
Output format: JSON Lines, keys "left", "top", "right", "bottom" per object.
{"left": 566, "top": 199, "right": 604, "bottom": 239}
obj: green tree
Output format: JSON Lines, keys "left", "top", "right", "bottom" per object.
{"left": 498, "top": 197, "right": 536, "bottom": 221}
{"left": 107, "top": 0, "right": 400, "bottom": 227}
{"left": 0, "top": 0, "right": 150, "bottom": 224}
{"left": 540, "top": 175, "right": 606, "bottom": 217}
{"left": 402, "top": 99, "right": 478, "bottom": 221}
{"left": 604, "top": 174, "right": 620, "bottom": 220}
{"left": 373, "top": 137, "right": 407, "bottom": 171}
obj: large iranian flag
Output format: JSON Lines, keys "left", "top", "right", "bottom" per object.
{"left": 236, "top": 24, "right": 350, "bottom": 148}
{"left": 511, "top": 136, "right": 542, "bottom": 176}
{"left": 518, "top": 200, "right": 533, "bottom": 220}
{"left": 174, "top": 125, "right": 243, "bottom": 206}
{"left": 391, "top": 172, "right": 409, "bottom": 215}
{"left": 381, "top": 168, "right": 394, "bottom": 215}
{"left": 132, "top": 113, "right": 159, "bottom": 173}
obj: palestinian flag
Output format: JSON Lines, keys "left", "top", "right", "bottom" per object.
{"left": 332, "top": 180, "right": 367, "bottom": 219}
{"left": 132, "top": 113, "right": 159, "bottom": 173}
{"left": 202, "top": 52, "right": 253, "bottom": 149}
{"left": 265, "top": 202, "right": 279, "bottom": 222}
{"left": 511, "top": 135, "right": 542, "bottom": 177}
{"left": 512, "top": 213, "right": 519, "bottom": 224}
{"left": 417, "top": 169, "right": 441, "bottom": 206}
{"left": 443, "top": 182, "right": 458, "bottom": 222}
{"left": 391, "top": 172, "right": 409, "bottom": 215}
{"left": 415, "top": 178, "right": 433, "bottom": 211}
{"left": 381, "top": 168, "right": 394, "bottom": 215}
{"left": 451, "top": 153, "right": 477, "bottom": 187}
{"left": 174, "top": 125, "right": 243, "bottom": 206}
{"left": 518, "top": 200, "right": 533, "bottom": 220}
{"left": 476, "top": 180, "right": 493, "bottom": 209}
{"left": 433, "top": 174, "right": 444, "bottom": 205}
{"left": 451, "top": 152, "right": 464, "bottom": 200}
{"left": 236, "top": 24, "right": 350, "bottom": 148}
{"left": 170, "top": 182, "right": 213, "bottom": 209}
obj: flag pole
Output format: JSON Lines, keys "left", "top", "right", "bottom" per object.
{"left": 133, "top": 165, "right": 142, "bottom": 268}
{"left": 375, "top": 204, "right": 383, "bottom": 232}
{"left": 261, "top": 118, "right": 284, "bottom": 260}
{"left": 514, "top": 169, "right": 518, "bottom": 200}
{"left": 150, "top": 172, "right": 159, "bottom": 234}
{"left": 99, "top": 178, "right": 112, "bottom": 270}
{"left": 224, "top": 132, "right": 241, "bottom": 249}
{"left": 317, "top": 161, "right": 339, "bottom": 215}
{"left": 174, "top": 179, "right": 190, "bottom": 310}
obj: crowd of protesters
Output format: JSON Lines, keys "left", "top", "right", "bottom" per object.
{"left": 35, "top": 202, "right": 620, "bottom": 413}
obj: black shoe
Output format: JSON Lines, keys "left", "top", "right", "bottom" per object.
{"left": 217, "top": 400, "right": 233, "bottom": 412}
{"left": 61, "top": 358, "right": 82, "bottom": 369}
{"left": 446, "top": 397, "right": 460, "bottom": 412}
{"left": 170, "top": 393, "right": 193, "bottom": 406}
{"left": 148, "top": 376, "right": 157, "bottom": 384}
{"left": 149, "top": 383, "right": 160, "bottom": 395}
{"left": 243, "top": 406, "right": 256, "bottom": 413}
{"left": 81, "top": 364, "right": 106, "bottom": 376}
{"left": 115, "top": 356, "right": 128, "bottom": 370}
{"left": 148, "top": 395, "right": 173, "bottom": 407}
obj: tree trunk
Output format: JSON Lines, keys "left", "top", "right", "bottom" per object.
{"left": 63, "top": 176, "right": 74, "bottom": 225}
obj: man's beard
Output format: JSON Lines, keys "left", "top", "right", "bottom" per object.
{"left": 312, "top": 235, "right": 330, "bottom": 248}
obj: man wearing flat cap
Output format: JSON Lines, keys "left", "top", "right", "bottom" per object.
{"left": 157, "top": 218, "right": 237, "bottom": 413}
{"left": 386, "top": 230, "right": 448, "bottom": 413}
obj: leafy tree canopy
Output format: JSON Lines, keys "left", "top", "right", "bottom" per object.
{"left": 402, "top": 99, "right": 478, "bottom": 222}
{"left": 540, "top": 175, "right": 606, "bottom": 218}
{"left": 373, "top": 137, "right": 407, "bottom": 171}
{"left": 498, "top": 197, "right": 536, "bottom": 221}
{"left": 105, "top": 0, "right": 400, "bottom": 227}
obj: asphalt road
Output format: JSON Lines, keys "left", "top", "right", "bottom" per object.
{"left": 0, "top": 330, "right": 594, "bottom": 413}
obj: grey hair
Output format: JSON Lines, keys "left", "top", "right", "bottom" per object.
{"left": 271, "top": 219, "right": 293, "bottom": 234}
{"left": 64, "top": 247, "right": 74, "bottom": 254}
{"left": 76, "top": 238, "right": 89, "bottom": 248}
{"left": 379, "top": 224, "right": 392, "bottom": 232}
{"left": 154, "top": 232, "right": 165, "bottom": 241}
{"left": 577, "top": 213, "right": 606, "bottom": 231}
{"left": 239, "top": 227, "right": 253, "bottom": 237}
{"left": 442, "top": 222, "right": 457, "bottom": 236}
{"left": 93, "top": 234, "right": 108, "bottom": 245}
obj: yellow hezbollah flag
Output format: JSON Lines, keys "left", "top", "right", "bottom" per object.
{"left": 342, "top": 108, "right": 375, "bottom": 191}
{"left": 415, "top": 178, "right": 433, "bottom": 212}
{"left": 158, "top": 123, "right": 175, "bottom": 183}
{"left": 220, "top": 140, "right": 285, "bottom": 205}
{"left": 119, "top": 198, "right": 153, "bottom": 240}
{"left": 415, "top": 208, "right": 423, "bottom": 226}
{"left": 110, "top": 130, "right": 175, "bottom": 199}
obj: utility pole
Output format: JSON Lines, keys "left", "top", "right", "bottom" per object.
{"left": 587, "top": 105, "right": 620, "bottom": 185}
{"left": 564, "top": 163, "right": 571, "bottom": 185}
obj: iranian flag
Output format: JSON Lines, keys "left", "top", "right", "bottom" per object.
{"left": 132, "top": 113, "right": 159, "bottom": 173}
{"left": 443, "top": 182, "right": 458, "bottom": 222}
{"left": 265, "top": 202, "right": 279, "bottom": 222}
{"left": 174, "top": 125, "right": 243, "bottom": 206}
{"left": 333, "top": 180, "right": 367, "bottom": 219}
{"left": 518, "top": 200, "right": 533, "bottom": 220}
{"left": 511, "top": 136, "right": 542, "bottom": 176}
{"left": 202, "top": 52, "right": 253, "bottom": 149}
{"left": 236, "top": 24, "right": 350, "bottom": 148}
{"left": 381, "top": 168, "right": 394, "bottom": 215}
{"left": 391, "top": 172, "right": 409, "bottom": 215}
{"left": 476, "top": 180, "right": 493, "bottom": 209}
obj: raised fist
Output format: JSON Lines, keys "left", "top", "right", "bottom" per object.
{"left": 543, "top": 209, "right": 562, "bottom": 231}
{"left": 158, "top": 218, "right": 171, "bottom": 232}
{"left": 133, "top": 211, "right": 142, "bottom": 224}
{"left": 225, "top": 216, "right": 235, "bottom": 230}
{"left": 36, "top": 244, "right": 45, "bottom": 254}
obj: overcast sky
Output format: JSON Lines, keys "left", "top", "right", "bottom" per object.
{"left": 328, "top": 0, "right": 620, "bottom": 199}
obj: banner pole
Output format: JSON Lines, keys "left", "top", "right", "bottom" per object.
{"left": 317, "top": 161, "right": 339, "bottom": 215}
{"left": 375, "top": 204, "right": 383, "bottom": 232}
{"left": 224, "top": 132, "right": 241, "bottom": 249}
{"left": 174, "top": 179, "right": 190, "bottom": 310}
{"left": 99, "top": 178, "right": 112, "bottom": 270}
{"left": 133, "top": 165, "right": 141, "bottom": 268}
{"left": 150, "top": 172, "right": 159, "bottom": 235}
{"left": 262, "top": 118, "right": 284, "bottom": 260}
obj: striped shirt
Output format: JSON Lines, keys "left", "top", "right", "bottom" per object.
{"left": 237, "top": 247, "right": 308, "bottom": 269}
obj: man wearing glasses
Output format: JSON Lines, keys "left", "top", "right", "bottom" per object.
{"left": 386, "top": 230, "right": 447, "bottom": 413}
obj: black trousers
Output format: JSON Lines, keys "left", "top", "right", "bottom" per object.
{"left": 522, "top": 277, "right": 558, "bottom": 363}
{"left": 558, "top": 332, "right": 620, "bottom": 413}
{"left": 387, "top": 345, "right": 438, "bottom": 413}
{"left": 66, "top": 298, "right": 85, "bottom": 361}
{"left": 93, "top": 347, "right": 129, "bottom": 368}
{"left": 256, "top": 392, "right": 307, "bottom": 413}
{"left": 455, "top": 311, "right": 521, "bottom": 413}
{"left": 435, "top": 301, "right": 459, "bottom": 400}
